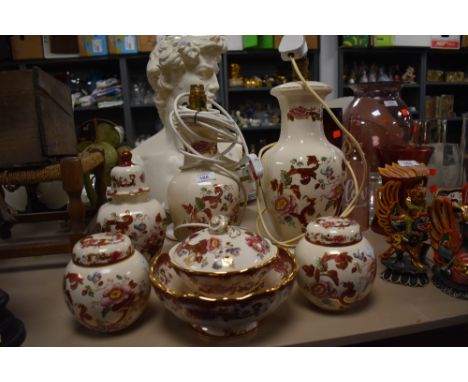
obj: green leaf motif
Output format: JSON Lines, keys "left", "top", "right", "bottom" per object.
{"left": 280, "top": 170, "right": 292, "bottom": 186}
{"left": 195, "top": 197, "right": 205, "bottom": 210}
{"left": 116, "top": 275, "right": 122, "bottom": 280}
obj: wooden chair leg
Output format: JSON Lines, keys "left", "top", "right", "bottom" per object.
{"left": 60, "top": 157, "right": 85, "bottom": 247}
{"left": 94, "top": 161, "right": 107, "bottom": 210}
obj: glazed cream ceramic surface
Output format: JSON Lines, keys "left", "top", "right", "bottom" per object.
{"left": 261, "top": 81, "right": 347, "bottom": 241}
{"left": 150, "top": 248, "right": 297, "bottom": 337}
{"left": 97, "top": 152, "right": 166, "bottom": 258}
{"left": 295, "top": 217, "right": 376, "bottom": 311}
{"left": 63, "top": 232, "right": 151, "bottom": 333}
{"left": 168, "top": 216, "right": 277, "bottom": 297}
{"left": 167, "top": 163, "right": 240, "bottom": 242}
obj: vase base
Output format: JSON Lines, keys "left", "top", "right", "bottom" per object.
{"left": 432, "top": 267, "right": 468, "bottom": 300}
{"left": 191, "top": 321, "right": 258, "bottom": 337}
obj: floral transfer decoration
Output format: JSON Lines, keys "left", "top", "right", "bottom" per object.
{"left": 73, "top": 233, "right": 134, "bottom": 266}
{"left": 306, "top": 217, "right": 362, "bottom": 246}
{"left": 171, "top": 224, "right": 273, "bottom": 273}
{"left": 287, "top": 106, "right": 321, "bottom": 122}
{"left": 301, "top": 249, "right": 376, "bottom": 310}
{"left": 63, "top": 271, "right": 149, "bottom": 332}
{"left": 97, "top": 212, "right": 166, "bottom": 258}
{"left": 191, "top": 141, "right": 217, "bottom": 156}
{"left": 269, "top": 156, "right": 344, "bottom": 229}
{"left": 182, "top": 184, "right": 239, "bottom": 225}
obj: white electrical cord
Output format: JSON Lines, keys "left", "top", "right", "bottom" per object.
{"left": 255, "top": 57, "right": 367, "bottom": 248}
{"left": 167, "top": 92, "right": 250, "bottom": 231}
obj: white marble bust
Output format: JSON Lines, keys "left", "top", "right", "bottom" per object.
{"left": 132, "top": 35, "right": 227, "bottom": 207}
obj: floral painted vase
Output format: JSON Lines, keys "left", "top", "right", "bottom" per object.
{"left": 168, "top": 126, "right": 240, "bottom": 242}
{"left": 96, "top": 151, "right": 166, "bottom": 259}
{"left": 295, "top": 216, "right": 376, "bottom": 311}
{"left": 63, "top": 232, "right": 151, "bottom": 332}
{"left": 261, "top": 81, "right": 346, "bottom": 241}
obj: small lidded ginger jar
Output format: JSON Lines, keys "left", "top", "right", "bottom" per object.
{"left": 63, "top": 232, "right": 151, "bottom": 332}
{"left": 295, "top": 217, "right": 376, "bottom": 311}
{"left": 97, "top": 150, "right": 166, "bottom": 259}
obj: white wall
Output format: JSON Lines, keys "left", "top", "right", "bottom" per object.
{"left": 319, "top": 35, "right": 339, "bottom": 99}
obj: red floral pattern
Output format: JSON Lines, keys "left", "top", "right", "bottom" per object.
{"left": 182, "top": 184, "right": 239, "bottom": 226}
{"left": 192, "top": 141, "right": 217, "bottom": 156}
{"left": 97, "top": 211, "right": 166, "bottom": 258}
{"left": 287, "top": 106, "right": 321, "bottom": 122}
{"left": 300, "top": 248, "right": 375, "bottom": 310}
{"left": 245, "top": 232, "right": 270, "bottom": 256}
{"left": 269, "top": 156, "right": 343, "bottom": 229}
{"left": 63, "top": 271, "right": 149, "bottom": 333}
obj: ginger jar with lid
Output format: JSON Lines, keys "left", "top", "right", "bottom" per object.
{"left": 295, "top": 216, "right": 376, "bottom": 311}
{"left": 96, "top": 150, "right": 166, "bottom": 259}
{"left": 63, "top": 232, "right": 151, "bottom": 332}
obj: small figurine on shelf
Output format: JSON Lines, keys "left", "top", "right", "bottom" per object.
{"left": 229, "top": 63, "right": 244, "bottom": 87}
{"left": 378, "top": 67, "right": 391, "bottom": 82}
{"left": 429, "top": 185, "right": 468, "bottom": 299}
{"left": 348, "top": 71, "right": 356, "bottom": 84}
{"left": 359, "top": 69, "right": 369, "bottom": 83}
{"left": 375, "top": 163, "right": 432, "bottom": 287}
{"left": 392, "top": 65, "right": 402, "bottom": 82}
{"left": 402, "top": 66, "right": 416, "bottom": 83}
{"left": 368, "top": 65, "right": 378, "bottom": 82}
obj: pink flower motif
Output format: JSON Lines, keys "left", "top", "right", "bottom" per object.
{"left": 207, "top": 237, "right": 222, "bottom": 253}
{"left": 245, "top": 233, "right": 269, "bottom": 254}
{"left": 101, "top": 284, "right": 130, "bottom": 308}
{"left": 274, "top": 195, "right": 298, "bottom": 216}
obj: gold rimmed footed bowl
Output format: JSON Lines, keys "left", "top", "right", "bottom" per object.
{"left": 168, "top": 215, "right": 278, "bottom": 298}
{"left": 150, "top": 248, "right": 297, "bottom": 337}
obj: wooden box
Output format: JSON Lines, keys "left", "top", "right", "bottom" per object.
{"left": 137, "top": 35, "right": 157, "bottom": 52}
{"left": 10, "top": 35, "right": 44, "bottom": 60}
{"left": 0, "top": 67, "right": 77, "bottom": 169}
{"left": 274, "top": 35, "right": 319, "bottom": 50}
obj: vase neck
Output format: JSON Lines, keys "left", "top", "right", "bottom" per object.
{"left": 278, "top": 103, "right": 326, "bottom": 141}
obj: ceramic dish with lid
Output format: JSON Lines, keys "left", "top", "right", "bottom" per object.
{"left": 168, "top": 215, "right": 277, "bottom": 298}
{"left": 150, "top": 248, "right": 297, "bottom": 337}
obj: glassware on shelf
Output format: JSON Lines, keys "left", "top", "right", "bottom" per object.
{"left": 424, "top": 119, "right": 466, "bottom": 202}
{"left": 341, "top": 82, "right": 413, "bottom": 229}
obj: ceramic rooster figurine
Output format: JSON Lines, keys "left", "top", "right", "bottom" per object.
{"left": 375, "top": 163, "right": 431, "bottom": 286}
{"left": 429, "top": 184, "right": 468, "bottom": 299}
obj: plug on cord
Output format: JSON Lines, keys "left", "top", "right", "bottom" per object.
{"left": 278, "top": 36, "right": 308, "bottom": 62}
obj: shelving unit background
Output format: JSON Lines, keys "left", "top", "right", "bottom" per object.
{"left": 220, "top": 49, "right": 320, "bottom": 152}
{"left": 338, "top": 46, "right": 468, "bottom": 144}
{"left": 0, "top": 45, "right": 320, "bottom": 151}
{"left": 0, "top": 54, "right": 153, "bottom": 147}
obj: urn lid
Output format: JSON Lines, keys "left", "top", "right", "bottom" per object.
{"left": 306, "top": 217, "right": 362, "bottom": 246}
{"left": 169, "top": 215, "right": 277, "bottom": 274}
{"left": 108, "top": 151, "right": 150, "bottom": 197}
{"left": 72, "top": 232, "right": 134, "bottom": 266}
